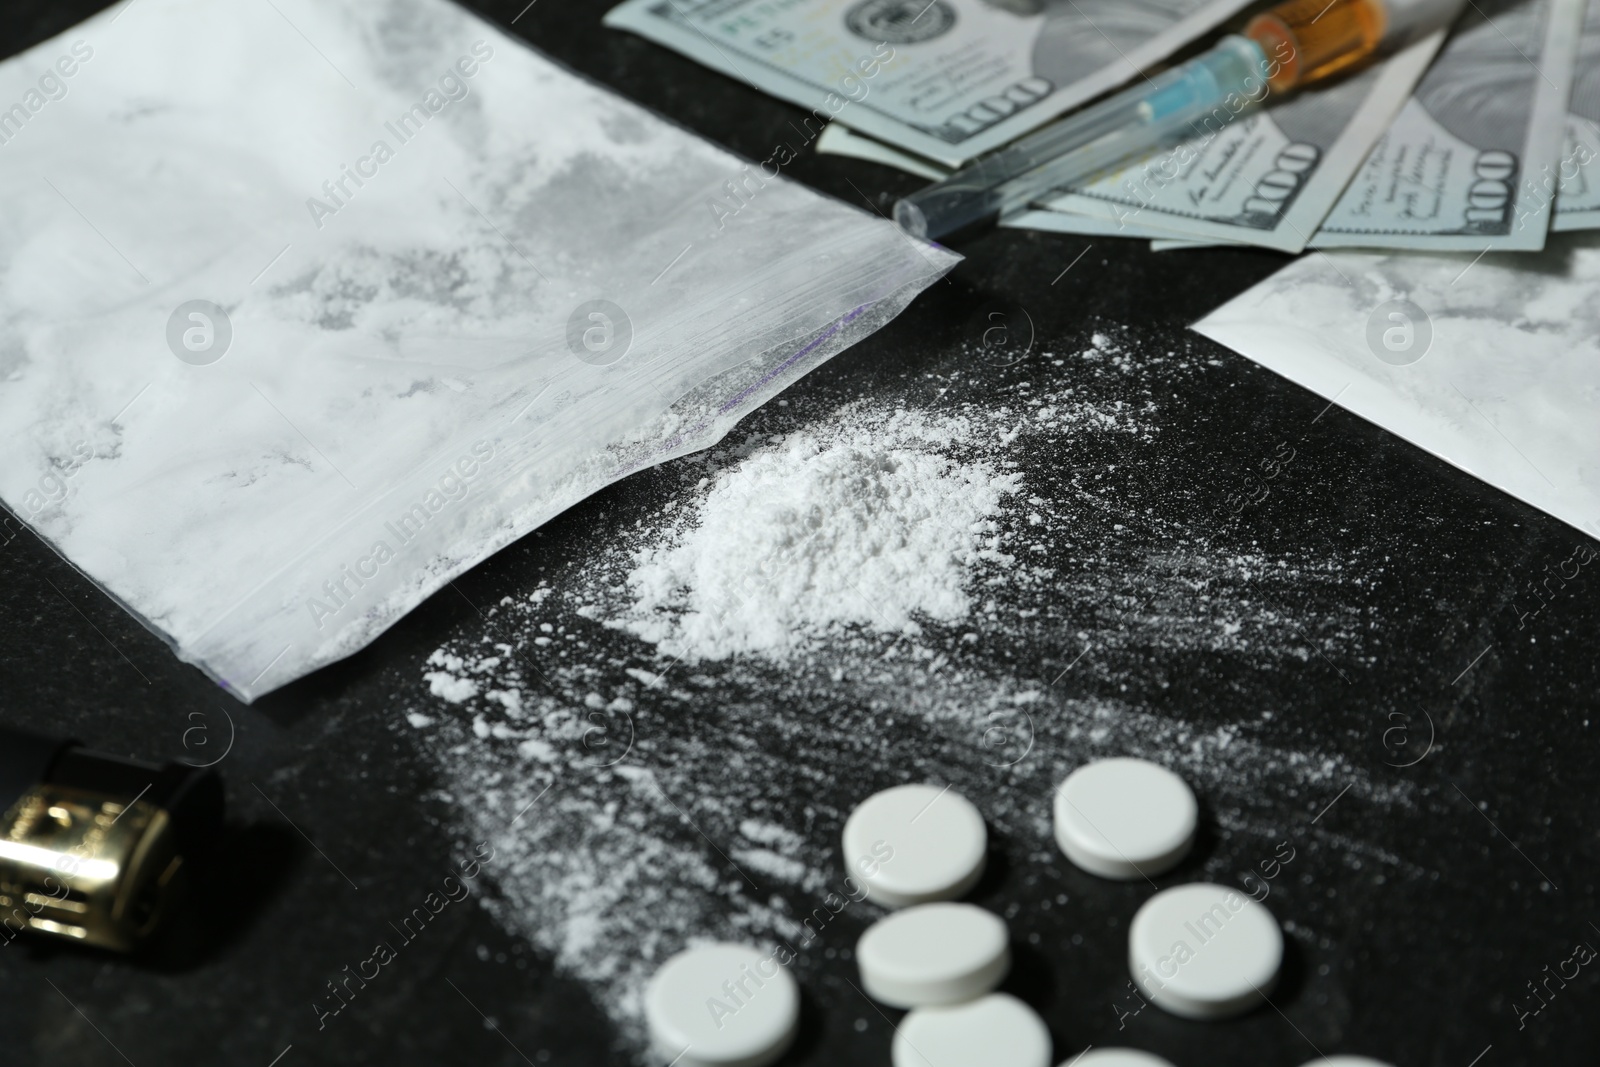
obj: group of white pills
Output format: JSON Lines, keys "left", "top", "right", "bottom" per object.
{"left": 644, "top": 761, "right": 1393, "bottom": 1067}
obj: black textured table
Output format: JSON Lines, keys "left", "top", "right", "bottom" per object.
{"left": 2, "top": 3, "right": 1597, "bottom": 1066}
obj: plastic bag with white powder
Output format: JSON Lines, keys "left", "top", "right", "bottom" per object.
{"left": 1194, "top": 235, "right": 1600, "bottom": 542}
{"left": 0, "top": 0, "right": 958, "bottom": 700}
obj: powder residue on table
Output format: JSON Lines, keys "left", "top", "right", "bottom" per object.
{"left": 399, "top": 328, "right": 1413, "bottom": 1056}
{"left": 598, "top": 405, "right": 1020, "bottom": 661}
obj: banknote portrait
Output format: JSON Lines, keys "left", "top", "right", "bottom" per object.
{"left": 1014, "top": 0, "right": 1222, "bottom": 89}
{"left": 1413, "top": 0, "right": 1547, "bottom": 153}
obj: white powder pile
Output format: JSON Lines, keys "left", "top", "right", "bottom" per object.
{"left": 399, "top": 328, "right": 1413, "bottom": 1057}
{"left": 604, "top": 407, "right": 1020, "bottom": 661}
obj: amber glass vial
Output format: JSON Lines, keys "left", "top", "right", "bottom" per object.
{"left": 1246, "top": 0, "right": 1387, "bottom": 91}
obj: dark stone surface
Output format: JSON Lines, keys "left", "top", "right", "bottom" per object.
{"left": 1, "top": 2, "right": 1597, "bottom": 1066}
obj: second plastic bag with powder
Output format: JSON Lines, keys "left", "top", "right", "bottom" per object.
{"left": 0, "top": 0, "right": 959, "bottom": 700}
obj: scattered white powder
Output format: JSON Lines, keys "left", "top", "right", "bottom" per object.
{"left": 424, "top": 649, "right": 481, "bottom": 702}
{"left": 423, "top": 672, "right": 479, "bottom": 703}
{"left": 400, "top": 328, "right": 1412, "bottom": 1058}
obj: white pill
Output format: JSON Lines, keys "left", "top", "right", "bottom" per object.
{"left": 1129, "top": 883, "right": 1283, "bottom": 1020}
{"left": 843, "top": 784, "right": 987, "bottom": 908}
{"left": 857, "top": 902, "right": 1010, "bottom": 1008}
{"left": 1060, "top": 1050, "right": 1178, "bottom": 1067}
{"left": 644, "top": 943, "right": 799, "bottom": 1067}
{"left": 1053, "top": 758, "right": 1197, "bottom": 880}
{"left": 893, "top": 993, "right": 1052, "bottom": 1067}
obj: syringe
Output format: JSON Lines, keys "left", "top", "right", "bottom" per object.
{"left": 894, "top": 0, "right": 1465, "bottom": 242}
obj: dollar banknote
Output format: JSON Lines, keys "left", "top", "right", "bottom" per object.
{"left": 1149, "top": 237, "right": 1230, "bottom": 250}
{"left": 1553, "top": 0, "right": 1600, "bottom": 230}
{"left": 1313, "top": 0, "right": 1586, "bottom": 251}
{"left": 602, "top": 0, "right": 1256, "bottom": 166}
{"left": 814, "top": 122, "right": 949, "bottom": 179}
{"left": 1036, "top": 32, "right": 1445, "bottom": 253}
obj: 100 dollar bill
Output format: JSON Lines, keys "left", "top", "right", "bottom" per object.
{"left": 603, "top": 0, "right": 1254, "bottom": 167}
{"left": 1553, "top": 0, "right": 1600, "bottom": 230}
{"left": 1037, "top": 32, "right": 1444, "bottom": 253}
{"left": 1312, "top": 0, "right": 1585, "bottom": 251}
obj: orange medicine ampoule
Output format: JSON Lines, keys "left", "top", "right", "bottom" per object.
{"left": 1246, "top": 0, "right": 1388, "bottom": 92}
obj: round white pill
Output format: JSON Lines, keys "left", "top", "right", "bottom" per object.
{"left": 892, "top": 993, "right": 1052, "bottom": 1067}
{"left": 1061, "top": 1050, "right": 1178, "bottom": 1067}
{"left": 644, "top": 943, "right": 799, "bottom": 1067}
{"left": 857, "top": 903, "right": 1010, "bottom": 1008}
{"left": 1053, "top": 758, "right": 1198, "bottom": 880}
{"left": 842, "top": 784, "right": 987, "bottom": 908}
{"left": 1128, "top": 883, "right": 1283, "bottom": 1020}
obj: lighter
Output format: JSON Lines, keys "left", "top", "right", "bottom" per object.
{"left": 0, "top": 727, "right": 223, "bottom": 952}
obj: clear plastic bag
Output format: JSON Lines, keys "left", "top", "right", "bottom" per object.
{"left": 0, "top": 0, "right": 958, "bottom": 701}
{"left": 1195, "top": 234, "right": 1600, "bottom": 541}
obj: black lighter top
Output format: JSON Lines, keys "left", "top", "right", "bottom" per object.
{"left": 0, "top": 727, "right": 223, "bottom": 952}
